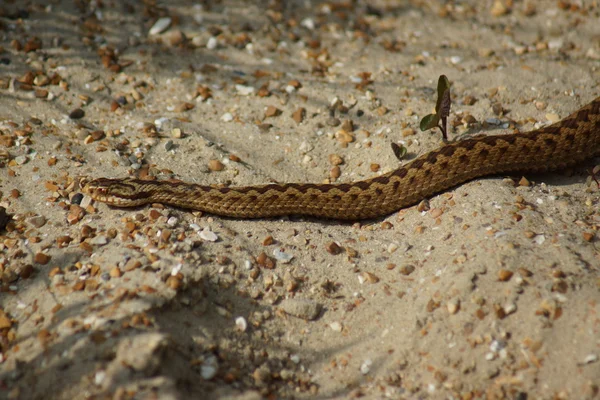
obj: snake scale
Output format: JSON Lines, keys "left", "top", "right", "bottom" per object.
{"left": 84, "top": 97, "right": 600, "bottom": 220}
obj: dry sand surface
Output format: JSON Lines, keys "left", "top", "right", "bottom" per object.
{"left": 0, "top": 1, "right": 599, "bottom": 399}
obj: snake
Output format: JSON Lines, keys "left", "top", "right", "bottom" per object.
{"left": 83, "top": 96, "right": 600, "bottom": 220}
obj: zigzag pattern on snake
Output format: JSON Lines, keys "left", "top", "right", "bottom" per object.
{"left": 83, "top": 97, "right": 600, "bottom": 220}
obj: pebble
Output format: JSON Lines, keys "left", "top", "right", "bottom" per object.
{"left": 235, "top": 316, "right": 248, "bottom": 332}
{"left": 167, "top": 216, "right": 178, "bottom": 226}
{"left": 34, "top": 252, "right": 51, "bottom": 265}
{"left": 399, "top": 265, "right": 415, "bottom": 275}
{"left": 199, "top": 228, "right": 218, "bottom": 242}
{"left": 201, "top": 355, "right": 219, "bottom": 380}
{"left": 164, "top": 140, "right": 173, "bottom": 151}
{"left": 221, "top": 112, "right": 233, "bottom": 122}
{"left": 15, "top": 155, "right": 28, "bottom": 165}
{"left": 280, "top": 298, "right": 321, "bottom": 320}
{"left": 546, "top": 113, "right": 560, "bottom": 123}
{"left": 272, "top": 248, "right": 294, "bottom": 263}
{"left": 360, "top": 359, "right": 372, "bottom": 375}
{"left": 89, "top": 235, "right": 108, "bottom": 246}
{"left": 447, "top": 299, "right": 460, "bottom": 314}
{"left": 235, "top": 84, "right": 255, "bottom": 96}
{"left": 28, "top": 215, "right": 47, "bottom": 228}
{"left": 208, "top": 159, "right": 224, "bottom": 171}
{"left": 149, "top": 17, "right": 172, "bottom": 35}
{"left": 206, "top": 37, "right": 218, "bottom": 49}
{"left": 69, "top": 108, "right": 85, "bottom": 119}
{"left": 330, "top": 321, "right": 343, "bottom": 332}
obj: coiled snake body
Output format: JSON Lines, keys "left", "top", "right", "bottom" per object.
{"left": 84, "top": 97, "right": 600, "bottom": 220}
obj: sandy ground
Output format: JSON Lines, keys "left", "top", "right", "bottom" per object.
{"left": 0, "top": 1, "right": 599, "bottom": 399}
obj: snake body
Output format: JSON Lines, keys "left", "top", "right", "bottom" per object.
{"left": 84, "top": 97, "right": 600, "bottom": 220}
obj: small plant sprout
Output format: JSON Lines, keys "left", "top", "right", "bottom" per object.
{"left": 419, "top": 75, "right": 451, "bottom": 141}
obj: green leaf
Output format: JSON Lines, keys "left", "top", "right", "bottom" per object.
{"left": 434, "top": 75, "right": 451, "bottom": 114}
{"left": 391, "top": 142, "right": 407, "bottom": 160}
{"left": 420, "top": 113, "right": 439, "bottom": 131}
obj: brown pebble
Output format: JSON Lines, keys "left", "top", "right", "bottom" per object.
{"left": 370, "top": 163, "right": 380, "bottom": 172}
{"left": 19, "top": 264, "right": 34, "bottom": 279}
{"left": 109, "top": 266, "right": 122, "bottom": 278}
{"left": 256, "top": 252, "right": 276, "bottom": 269}
{"left": 69, "top": 108, "right": 85, "bottom": 119}
{"left": 208, "top": 159, "right": 224, "bottom": 171}
{"left": 518, "top": 176, "right": 530, "bottom": 186}
{"left": 363, "top": 272, "right": 379, "bottom": 283}
{"left": 34, "top": 252, "right": 51, "bottom": 265}
{"left": 10, "top": 189, "right": 21, "bottom": 198}
{"left": 124, "top": 259, "right": 142, "bottom": 271}
{"left": 326, "top": 241, "right": 343, "bottom": 255}
{"left": 328, "top": 154, "right": 343, "bottom": 166}
{"left": 166, "top": 276, "right": 182, "bottom": 290}
{"left": 497, "top": 269, "right": 513, "bottom": 281}
{"left": 401, "top": 128, "right": 416, "bottom": 137}
{"left": 417, "top": 199, "right": 430, "bottom": 212}
{"left": 399, "top": 265, "right": 415, "bottom": 275}
{"left": 229, "top": 154, "right": 241, "bottom": 162}
{"left": 262, "top": 235, "right": 274, "bottom": 246}
{"left": 264, "top": 105, "right": 282, "bottom": 118}
{"left": 582, "top": 232, "right": 595, "bottom": 242}
{"left": 292, "top": 107, "right": 306, "bottom": 124}
{"left": 330, "top": 166, "right": 341, "bottom": 180}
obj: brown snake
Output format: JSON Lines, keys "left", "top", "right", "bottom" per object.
{"left": 84, "top": 97, "right": 600, "bottom": 220}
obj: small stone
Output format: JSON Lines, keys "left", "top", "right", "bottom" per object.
{"left": 28, "top": 215, "right": 47, "bottom": 228}
{"left": 149, "top": 17, "right": 172, "bottom": 35}
{"left": 124, "top": 259, "right": 142, "bottom": 271}
{"left": 326, "top": 241, "right": 343, "bottom": 255}
{"left": 330, "top": 166, "right": 341, "bottom": 180}
{"left": 89, "top": 235, "right": 108, "bottom": 246}
{"left": 14, "top": 155, "right": 28, "bottom": 165}
{"left": 280, "top": 298, "right": 321, "bottom": 320}
{"left": 498, "top": 269, "right": 513, "bottom": 282}
{"left": 235, "top": 316, "right": 248, "bottom": 332}
{"left": 208, "top": 159, "right": 224, "bottom": 171}
{"left": 221, "top": 112, "right": 233, "bottom": 122}
{"left": 34, "top": 252, "right": 51, "bottom": 265}
{"left": 264, "top": 105, "right": 281, "bottom": 118}
{"left": 401, "top": 128, "right": 416, "bottom": 137}
{"left": 69, "top": 108, "right": 85, "bottom": 119}
{"left": 582, "top": 232, "right": 595, "bottom": 242}
{"left": 273, "top": 248, "right": 294, "bottom": 263}
{"left": 399, "top": 265, "right": 415, "bottom": 275}
{"left": 330, "top": 321, "right": 343, "bottom": 332}
{"left": 328, "top": 154, "right": 344, "bottom": 166}
{"left": 362, "top": 272, "right": 379, "bottom": 284}
{"left": 491, "top": 0, "right": 510, "bottom": 16}
{"left": 109, "top": 266, "right": 122, "bottom": 278}
{"left": 199, "top": 228, "right": 218, "bottom": 242}
{"left": 166, "top": 275, "right": 182, "bottom": 290}
{"left": 518, "top": 176, "right": 530, "bottom": 186}
{"left": 447, "top": 299, "right": 460, "bottom": 314}
{"left": 171, "top": 128, "right": 183, "bottom": 138}
{"left": 292, "top": 108, "right": 306, "bottom": 124}
{"left": 546, "top": 113, "right": 560, "bottom": 123}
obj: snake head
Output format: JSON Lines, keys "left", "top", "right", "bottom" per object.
{"left": 83, "top": 178, "right": 147, "bottom": 207}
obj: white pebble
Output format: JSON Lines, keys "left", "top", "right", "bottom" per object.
{"left": 330, "top": 322, "right": 343, "bottom": 332}
{"left": 235, "top": 84, "right": 255, "bottom": 96}
{"left": 273, "top": 248, "right": 294, "bottom": 263}
{"left": 235, "top": 316, "right": 248, "bottom": 332}
{"left": 167, "top": 216, "right": 178, "bottom": 226}
{"left": 206, "top": 36, "right": 218, "bottom": 49}
{"left": 149, "top": 17, "right": 171, "bottom": 35}
{"left": 360, "top": 359, "right": 372, "bottom": 375}
{"left": 199, "top": 228, "right": 218, "bottom": 242}
{"left": 221, "top": 112, "right": 233, "bottom": 122}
